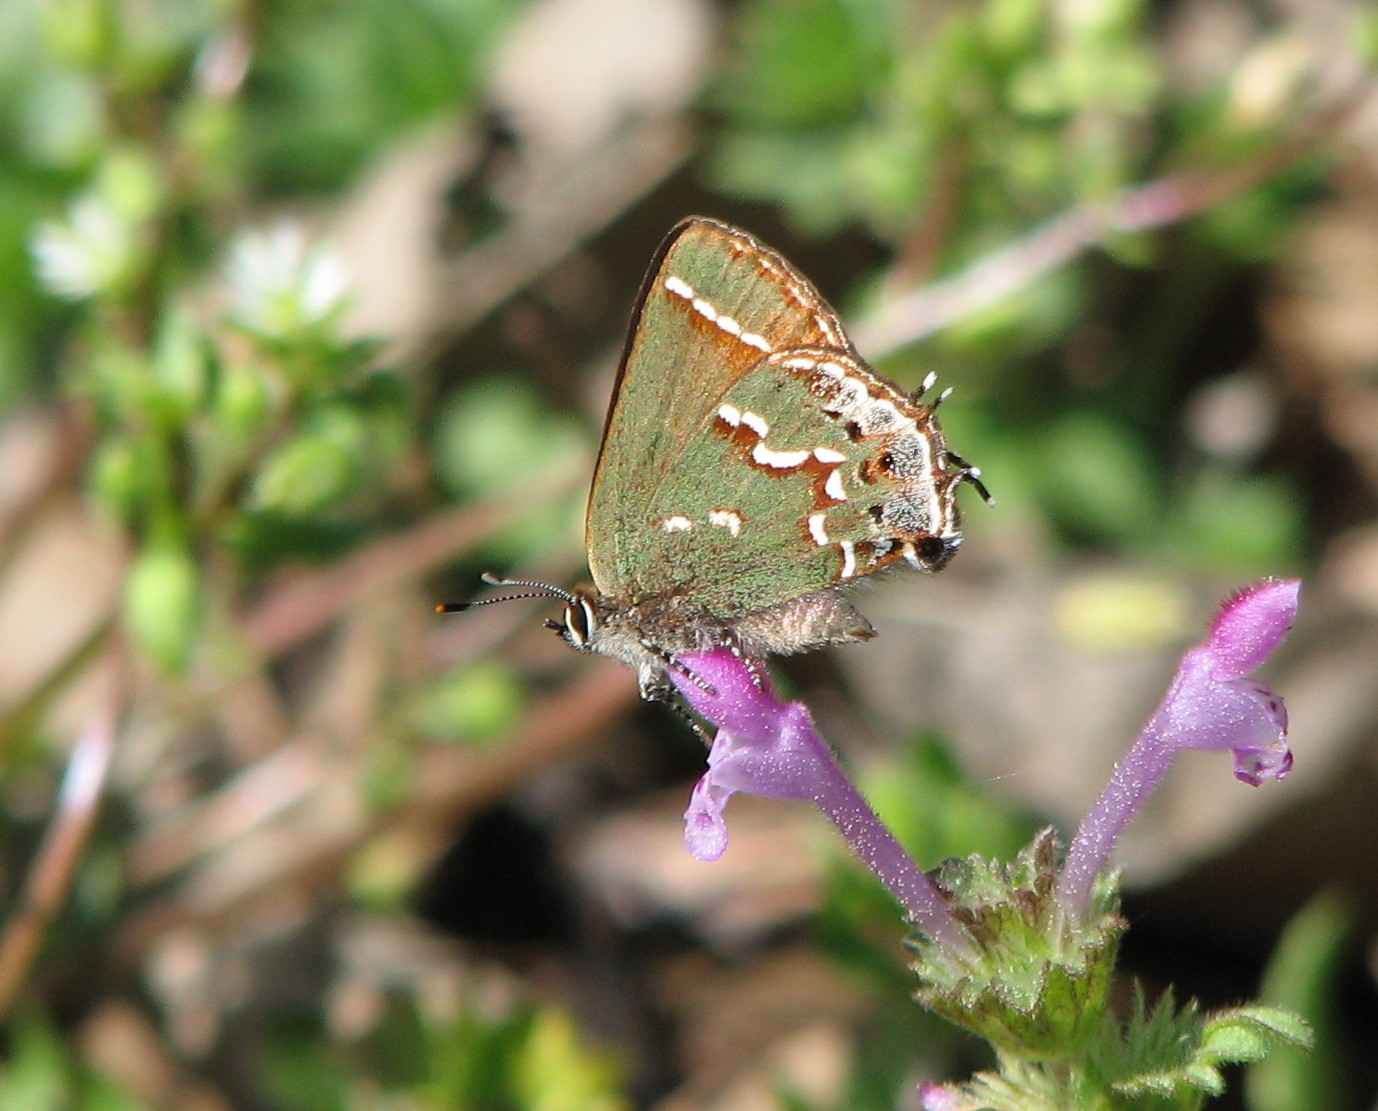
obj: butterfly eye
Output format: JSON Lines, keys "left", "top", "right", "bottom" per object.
{"left": 916, "top": 535, "right": 954, "bottom": 567}
{"left": 563, "top": 595, "right": 598, "bottom": 648}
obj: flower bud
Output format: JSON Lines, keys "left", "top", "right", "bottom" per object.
{"left": 909, "top": 830, "right": 1123, "bottom": 1058}
{"left": 125, "top": 534, "right": 200, "bottom": 675}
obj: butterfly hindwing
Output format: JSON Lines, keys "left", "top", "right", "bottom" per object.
{"left": 640, "top": 347, "right": 960, "bottom": 617}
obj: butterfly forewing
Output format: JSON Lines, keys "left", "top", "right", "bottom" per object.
{"left": 587, "top": 218, "right": 852, "bottom": 597}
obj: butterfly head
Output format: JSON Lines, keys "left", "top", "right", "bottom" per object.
{"left": 437, "top": 573, "right": 604, "bottom": 651}
{"left": 545, "top": 586, "right": 601, "bottom": 651}
{"left": 440, "top": 573, "right": 685, "bottom": 702}
{"left": 911, "top": 532, "right": 961, "bottom": 573}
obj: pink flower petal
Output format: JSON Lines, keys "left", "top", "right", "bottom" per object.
{"left": 1207, "top": 579, "right": 1300, "bottom": 678}
{"left": 684, "top": 775, "right": 730, "bottom": 861}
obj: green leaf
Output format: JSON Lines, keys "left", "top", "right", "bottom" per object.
{"left": 1168, "top": 469, "right": 1304, "bottom": 577}
{"left": 1104, "top": 989, "right": 1311, "bottom": 1108}
{"left": 246, "top": 0, "right": 520, "bottom": 193}
{"left": 151, "top": 307, "right": 209, "bottom": 421}
{"left": 709, "top": 128, "right": 861, "bottom": 234}
{"left": 410, "top": 661, "right": 525, "bottom": 745}
{"left": 261, "top": 1014, "right": 348, "bottom": 1111}
{"left": 0, "top": 1012, "right": 72, "bottom": 1111}
{"left": 0, "top": 1012, "right": 153, "bottom": 1111}
{"left": 212, "top": 360, "right": 273, "bottom": 442}
{"left": 124, "top": 530, "right": 200, "bottom": 675}
{"left": 250, "top": 425, "right": 359, "bottom": 515}
{"left": 717, "top": 0, "right": 894, "bottom": 128}
{"left": 1247, "top": 894, "right": 1351, "bottom": 1111}
{"left": 1199, "top": 1004, "right": 1313, "bottom": 1064}
{"left": 511, "top": 1007, "right": 628, "bottom": 1111}
{"left": 1029, "top": 412, "right": 1160, "bottom": 545}
{"left": 434, "top": 378, "right": 588, "bottom": 499}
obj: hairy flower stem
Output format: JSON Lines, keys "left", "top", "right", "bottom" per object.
{"left": 1057, "top": 723, "right": 1172, "bottom": 918}
{"left": 806, "top": 736, "right": 970, "bottom": 950}
{"left": 672, "top": 651, "right": 969, "bottom": 950}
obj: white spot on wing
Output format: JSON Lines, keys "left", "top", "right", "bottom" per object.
{"left": 661, "top": 515, "right": 692, "bottom": 532}
{"left": 741, "top": 410, "right": 770, "bottom": 437}
{"left": 839, "top": 540, "right": 857, "bottom": 578}
{"left": 813, "top": 447, "right": 845, "bottom": 464}
{"left": 808, "top": 512, "right": 829, "bottom": 545}
{"left": 752, "top": 443, "right": 810, "bottom": 469}
{"left": 824, "top": 469, "right": 847, "bottom": 502}
{"left": 708, "top": 509, "right": 743, "bottom": 537}
{"left": 664, "top": 274, "right": 772, "bottom": 351}
{"left": 830, "top": 378, "right": 868, "bottom": 417}
{"left": 718, "top": 403, "right": 741, "bottom": 427}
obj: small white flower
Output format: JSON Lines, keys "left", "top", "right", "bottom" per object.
{"left": 226, "top": 222, "right": 352, "bottom": 336}
{"left": 31, "top": 195, "right": 136, "bottom": 300}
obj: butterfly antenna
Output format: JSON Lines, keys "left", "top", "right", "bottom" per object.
{"left": 435, "top": 573, "right": 574, "bottom": 614}
{"left": 912, "top": 371, "right": 939, "bottom": 400}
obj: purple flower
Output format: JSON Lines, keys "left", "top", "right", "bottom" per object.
{"left": 670, "top": 650, "right": 968, "bottom": 948}
{"left": 1164, "top": 580, "right": 1296, "bottom": 784}
{"left": 918, "top": 1081, "right": 971, "bottom": 1110}
{"left": 1058, "top": 579, "right": 1300, "bottom": 916}
{"left": 671, "top": 654, "right": 820, "bottom": 861}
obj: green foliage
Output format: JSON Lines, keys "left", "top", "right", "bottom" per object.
{"left": 247, "top": 0, "right": 524, "bottom": 195}
{"left": 0, "top": 1012, "right": 150, "bottom": 1111}
{"left": 434, "top": 376, "right": 591, "bottom": 564}
{"left": 1104, "top": 994, "right": 1312, "bottom": 1109}
{"left": 263, "top": 994, "right": 629, "bottom": 1111}
{"left": 1029, "top": 412, "right": 1163, "bottom": 547}
{"left": 1247, "top": 894, "right": 1355, "bottom": 1111}
{"left": 929, "top": 982, "right": 1312, "bottom": 1110}
{"left": 910, "top": 831, "right": 1122, "bottom": 1058}
{"left": 123, "top": 525, "right": 200, "bottom": 675}
{"left": 409, "top": 660, "right": 527, "bottom": 745}
{"left": 713, "top": 0, "right": 1161, "bottom": 237}
{"left": 434, "top": 378, "right": 590, "bottom": 500}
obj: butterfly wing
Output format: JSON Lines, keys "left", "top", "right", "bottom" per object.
{"left": 645, "top": 347, "right": 962, "bottom": 616}
{"left": 587, "top": 218, "right": 962, "bottom": 623}
{"left": 587, "top": 218, "right": 848, "bottom": 595}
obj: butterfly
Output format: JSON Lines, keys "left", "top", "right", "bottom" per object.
{"left": 443, "top": 217, "right": 989, "bottom": 702}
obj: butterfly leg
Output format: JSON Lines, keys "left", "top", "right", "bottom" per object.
{"left": 636, "top": 641, "right": 720, "bottom": 698}
{"left": 667, "top": 694, "right": 713, "bottom": 745}
{"left": 636, "top": 673, "right": 713, "bottom": 745}
{"left": 733, "top": 645, "right": 769, "bottom": 691}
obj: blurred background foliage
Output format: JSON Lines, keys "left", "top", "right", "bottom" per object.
{"left": 1, "top": 0, "right": 1376, "bottom": 1106}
